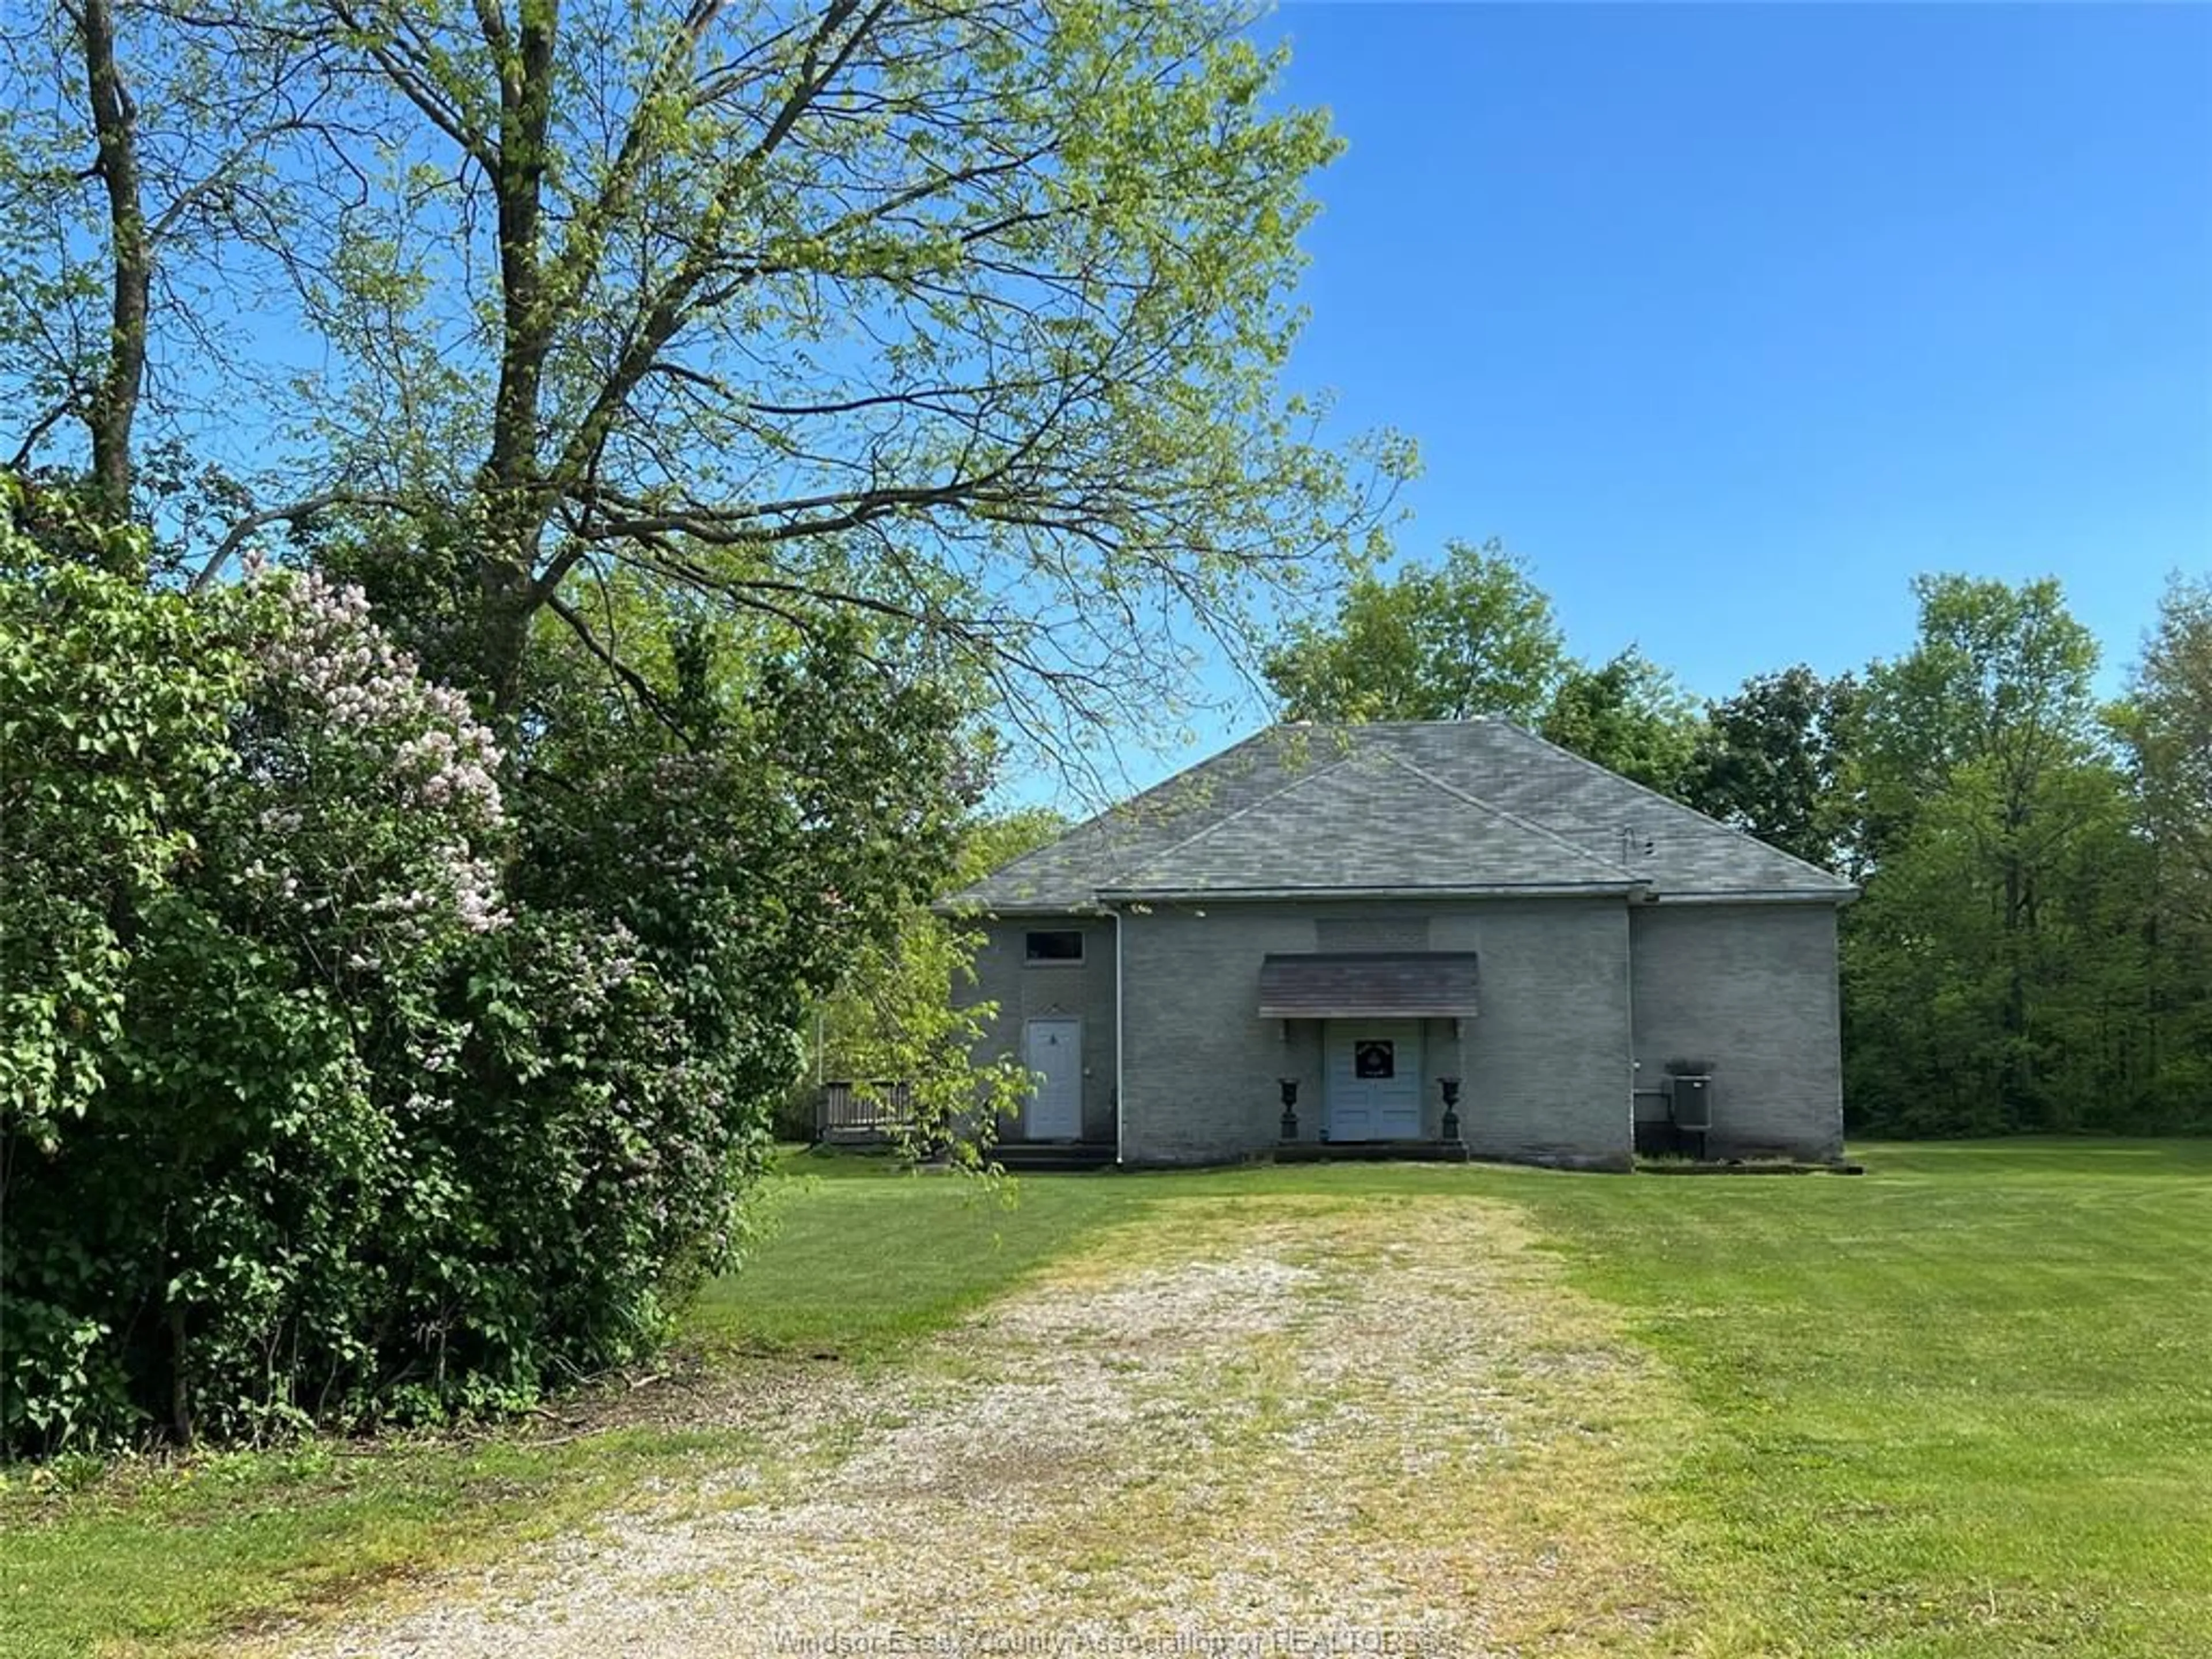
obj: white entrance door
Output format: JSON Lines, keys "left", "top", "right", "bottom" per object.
{"left": 1325, "top": 1021, "right": 1423, "bottom": 1141}
{"left": 1023, "top": 1018, "right": 1083, "bottom": 1139}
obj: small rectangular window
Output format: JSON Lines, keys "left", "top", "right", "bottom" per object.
{"left": 1025, "top": 929, "right": 1085, "bottom": 963}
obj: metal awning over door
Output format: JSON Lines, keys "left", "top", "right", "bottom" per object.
{"left": 1256, "top": 952, "right": 1480, "bottom": 1020}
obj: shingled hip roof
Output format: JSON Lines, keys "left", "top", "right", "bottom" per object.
{"left": 943, "top": 719, "right": 1859, "bottom": 913}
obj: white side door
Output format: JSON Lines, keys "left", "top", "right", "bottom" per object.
{"left": 1023, "top": 1017, "right": 1083, "bottom": 1139}
{"left": 1326, "top": 1021, "right": 1423, "bottom": 1141}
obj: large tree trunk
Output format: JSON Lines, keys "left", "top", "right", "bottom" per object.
{"left": 75, "top": 0, "right": 149, "bottom": 535}
{"left": 167, "top": 1304, "right": 193, "bottom": 1446}
{"left": 471, "top": 0, "right": 562, "bottom": 712}
{"left": 476, "top": 551, "right": 540, "bottom": 714}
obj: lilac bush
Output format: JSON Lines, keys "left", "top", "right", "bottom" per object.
{"left": 226, "top": 563, "right": 509, "bottom": 961}
{"left": 2, "top": 547, "right": 531, "bottom": 1449}
{"left": 5, "top": 524, "right": 982, "bottom": 1453}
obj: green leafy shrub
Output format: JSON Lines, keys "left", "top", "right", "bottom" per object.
{"left": 509, "top": 610, "right": 994, "bottom": 1166}
{"left": 2, "top": 489, "right": 988, "bottom": 1455}
{"left": 0, "top": 484, "right": 244, "bottom": 1150}
{"left": 2, "top": 505, "right": 513, "bottom": 1448}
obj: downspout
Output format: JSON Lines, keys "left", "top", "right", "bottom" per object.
{"left": 1623, "top": 894, "right": 1642, "bottom": 1161}
{"left": 1112, "top": 904, "right": 1126, "bottom": 1165}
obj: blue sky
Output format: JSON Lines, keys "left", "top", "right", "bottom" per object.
{"left": 1093, "top": 1, "right": 2211, "bottom": 796}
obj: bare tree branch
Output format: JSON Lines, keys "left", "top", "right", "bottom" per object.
{"left": 191, "top": 487, "right": 415, "bottom": 589}
{"left": 6, "top": 396, "right": 81, "bottom": 472}
{"left": 543, "top": 589, "right": 690, "bottom": 736}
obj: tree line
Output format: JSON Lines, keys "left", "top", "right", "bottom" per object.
{"left": 1265, "top": 540, "right": 2212, "bottom": 1137}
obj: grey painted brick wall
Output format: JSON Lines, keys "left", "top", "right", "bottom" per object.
{"left": 1117, "top": 904, "right": 1323, "bottom": 1162}
{"left": 1431, "top": 899, "right": 1634, "bottom": 1168}
{"left": 961, "top": 896, "right": 1843, "bottom": 1168}
{"left": 1315, "top": 914, "right": 1433, "bottom": 953}
{"left": 1117, "top": 898, "right": 1635, "bottom": 1168}
{"left": 1628, "top": 902, "right": 1844, "bottom": 1160}
{"left": 960, "top": 915, "right": 1119, "bottom": 1141}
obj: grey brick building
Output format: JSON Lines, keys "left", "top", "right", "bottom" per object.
{"left": 941, "top": 720, "right": 1853, "bottom": 1169}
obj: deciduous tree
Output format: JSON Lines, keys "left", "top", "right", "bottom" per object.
{"left": 1536, "top": 646, "right": 1702, "bottom": 798}
{"left": 0, "top": 1, "right": 353, "bottom": 545}
{"left": 1262, "top": 537, "right": 1565, "bottom": 724}
{"left": 2127, "top": 574, "right": 2212, "bottom": 921}
{"left": 1845, "top": 575, "right": 2134, "bottom": 1130}
{"left": 1, "top": 0, "right": 1405, "bottom": 738}
{"left": 1683, "top": 665, "right": 1861, "bottom": 871}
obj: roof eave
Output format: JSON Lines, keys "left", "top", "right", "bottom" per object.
{"left": 1647, "top": 887, "right": 1860, "bottom": 906}
{"left": 929, "top": 895, "right": 1110, "bottom": 918}
{"left": 1094, "top": 881, "right": 1652, "bottom": 903}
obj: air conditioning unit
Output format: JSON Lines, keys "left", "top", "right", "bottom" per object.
{"left": 1663, "top": 1062, "right": 1713, "bottom": 1158}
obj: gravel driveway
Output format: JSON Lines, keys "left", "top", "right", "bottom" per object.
{"left": 266, "top": 1189, "right": 1683, "bottom": 1658}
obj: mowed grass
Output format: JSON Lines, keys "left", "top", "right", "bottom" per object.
{"left": 5, "top": 1140, "right": 2210, "bottom": 1655}
{"left": 1489, "top": 1138, "right": 2212, "bottom": 1657}
{"left": 0, "top": 1417, "right": 774, "bottom": 1659}
{"left": 682, "top": 1146, "right": 1145, "bottom": 1357}
{"left": 691, "top": 1141, "right": 2212, "bottom": 1654}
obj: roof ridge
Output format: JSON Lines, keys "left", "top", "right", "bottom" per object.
{"left": 1377, "top": 749, "right": 1640, "bottom": 881}
{"left": 1485, "top": 722, "right": 1856, "bottom": 891}
{"left": 1287, "top": 717, "right": 1505, "bottom": 731}
{"left": 1106, "top": 750, "right": 1362, "bottom": 888}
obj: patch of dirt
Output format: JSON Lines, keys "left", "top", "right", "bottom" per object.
{"left": 257, "top": 1195, "right": 1692, "bottom": 1658}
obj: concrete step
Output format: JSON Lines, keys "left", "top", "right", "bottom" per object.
{"left": 1272, "top": 1138, "right": 1471, "bottom": 1164}
{"left": 989, "top": 1141, "right": 1118, "bottom": 1172}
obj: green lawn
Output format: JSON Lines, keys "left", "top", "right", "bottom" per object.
{"left": 1495, "top": 1139, "right": 2212, "bottom": 1657}
{"left": 5, "top": 1139, "right": 2209, "bottom": 1655}
{"left": 684, "top": 1147, "right": 1148, "bottom": 1356}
